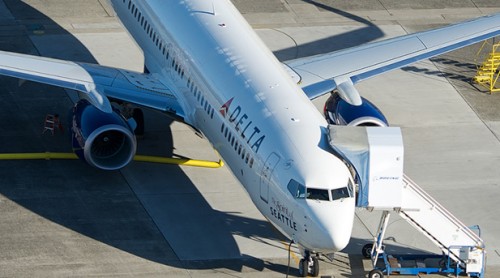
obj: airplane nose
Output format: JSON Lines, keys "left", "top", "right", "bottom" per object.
{"left": 307, "top": 197, "right": 355, "bottom": 251}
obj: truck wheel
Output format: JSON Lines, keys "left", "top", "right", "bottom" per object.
{"left": 368, "top": 269, "right": 384, "bottom": 278}
{"left": 362, "top": 244, "right": 373, "bottom": 259}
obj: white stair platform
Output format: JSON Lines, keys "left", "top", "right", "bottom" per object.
{"left": 328, "top": 125, "right": 485, "bottom": 276}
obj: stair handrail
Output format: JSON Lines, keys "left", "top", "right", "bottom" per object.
{"left": 403, "top": 175, "right": 484, "bottom": 248}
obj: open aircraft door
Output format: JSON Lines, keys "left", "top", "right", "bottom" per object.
{"left": 260, "top": 153, "right": 280, "bottom": 203}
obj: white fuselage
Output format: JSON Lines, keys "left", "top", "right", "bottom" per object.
{"left": 111, "top": 0, "right": 355, "bottom": 253}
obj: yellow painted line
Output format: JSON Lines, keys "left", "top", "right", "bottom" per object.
{"left": 133, "top": 155, "right": 223, "bottom": 168}
{"left": 0, "top": 152, "right": 78, "bottom": 160}
{"left": 0, "top": 152, "right": 223, "bottom": 168}
{"left": 282, "top": 240, "right": 300, "bottom": 265}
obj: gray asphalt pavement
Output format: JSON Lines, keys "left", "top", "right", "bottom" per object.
{"left": 0, "top": 0, "right": 499, "bottom": 277}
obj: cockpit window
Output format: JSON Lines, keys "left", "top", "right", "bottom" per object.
{"left": 288, "top": 179, "right": 354, "bottom": 201}
{"left": 331, "top": 187, "right": 350, "bottom": 201}
{"left": 306, "top": 188, "right": 329, "bottom": 201}
{"left": 331, "top": 179, "right": 354, "bottom": 201}
{"left": 287, "top": 179, "right": 306, "bottom": 199}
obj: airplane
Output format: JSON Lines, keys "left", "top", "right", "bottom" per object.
{"left": 0, "top": 0, "right": 499, "bottom": 276}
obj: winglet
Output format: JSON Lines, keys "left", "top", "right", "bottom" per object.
{"left": 334, "top": 77, "right": 362, "bottom": 106}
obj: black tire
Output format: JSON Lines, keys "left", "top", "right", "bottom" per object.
{"left": 368, "top": 269, "right": 384, "bottom": 278}
{"left": 298, "top": 259, "right": 308, "bottom": 277}
{"left": 311, "top": 256, "right": 319, "bottom": 277}
{"left": 132, "top": 108, "right": 145, "bottom": 136}
{"left": 362, "top": 243, "right": 373, "bottom": 259}
{"left": 439, "top": 258, "right": 446, "bottom": 268}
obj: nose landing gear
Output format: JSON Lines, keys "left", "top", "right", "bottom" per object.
{"left": 298, "top": 251, "right": 319, "bottom": 277}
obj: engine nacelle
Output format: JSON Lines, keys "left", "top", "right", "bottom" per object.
{"left": 324, "top": 91, "right": 388, "bottom": 127}
{"left": 71, "top": 100, "right": 137, "bottom": 170}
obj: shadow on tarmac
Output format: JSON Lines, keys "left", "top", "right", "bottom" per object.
{"left": 273, "top": 0, "right": 384, "bottom": 61}
{"left": 401, "top": 57, "right": 478, "bottom": 84}
{"left": 0, "top": 0, "right": 437, "bottom": 276}
{"left": 0, "top": 0, "right": 287, "bottom": 274}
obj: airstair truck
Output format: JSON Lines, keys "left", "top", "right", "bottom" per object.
{"left": 328, "top": 126, "right": 485, "bottom": 278}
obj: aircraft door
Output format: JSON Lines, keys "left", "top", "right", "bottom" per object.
{"left": 260, "top": 153, "right": 280, "bottom": 203}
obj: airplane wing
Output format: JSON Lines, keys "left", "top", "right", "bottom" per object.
{"left": 0, "top": 50, "right": 184, "bottom": 118}
{"left": 284, "top": 13, "right": 500, "bottom": 105}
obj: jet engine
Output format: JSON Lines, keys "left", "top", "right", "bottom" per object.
{"left": 70, "top": 100, "right": 137, "bottom": 171}
{"left": 324, "top": 91, "right": 388, "bottom": 127}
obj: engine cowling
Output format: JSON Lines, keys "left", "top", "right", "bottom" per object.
{"left": 324, "top": 91, "right": 388, "bottom": 127}
{"left": 71, "top": 100, "right": 137, "bottom": 170}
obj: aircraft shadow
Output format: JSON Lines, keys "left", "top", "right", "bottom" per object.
{"left": 0, "top": 0, "right": 431, "bottom": 276}
{"left": 0, "top": 0, "right": 287, "bottom": 275}
{"left": 401, "top": 57, "right": 479, "bottom": 85}
{"left": 272, "top": 0, "right": 384, "bottom": 61}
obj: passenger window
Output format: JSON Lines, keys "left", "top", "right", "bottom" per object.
{"left": 287, "top": 179, "right": 306, "bottom": 199}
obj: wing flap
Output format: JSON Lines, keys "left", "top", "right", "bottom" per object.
{"left": 285, "top": 13, "right": 500, "bottom": 100}
{"left": 0, "top": 51, "right": 185, "bottom": 118}
{"left": 293, "top": 36, "right": 426, "bottom": 81}
{"left": 104, "top": 69, "right": 184, "bottom": 116}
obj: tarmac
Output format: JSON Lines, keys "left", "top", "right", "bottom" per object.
{"left": 0, "top": 0, "right": 499, "bottom": 277}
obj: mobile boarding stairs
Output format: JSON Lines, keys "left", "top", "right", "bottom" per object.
{"left": 328, "top": 126, "right": 485, "bottom": 278}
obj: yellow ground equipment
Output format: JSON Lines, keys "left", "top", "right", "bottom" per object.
{"left": 474, "top": 40, "right": 500, "bottom": 93}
